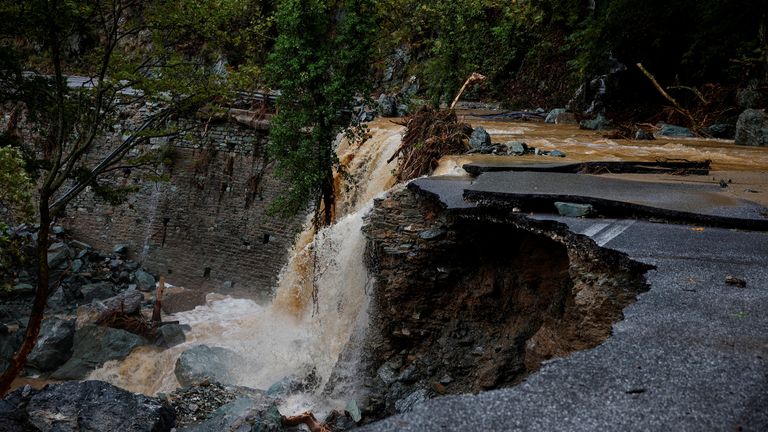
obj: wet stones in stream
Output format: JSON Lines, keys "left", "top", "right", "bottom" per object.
{"left": 0, "top": 380, "right": 175, "bottom": 432}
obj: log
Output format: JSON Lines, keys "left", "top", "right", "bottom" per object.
{"left": 151, "top": 277, "right": 165, "bottom": 325}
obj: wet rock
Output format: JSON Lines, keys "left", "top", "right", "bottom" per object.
{"left": 658, "top": 123, "right": 694, "bottom": 138}
{"left": 266, "top": 369, "right": 318, "bottom": 397}
{"left": 135, "top": 270, "right": 156, "bottom": 292}
{"left": 377, "top": 363, "right": 398, "bottom": 386}
{"left": 703, "top": 123, "right": 735, "bottom": 139}
{"left": 10, "top": 283, "right": 34, "bottom": 297}
{"left": 555, "top": 202, "right": 596, "bottom": 218}
{"left": 737, "top": 82, "right": 764, "bottom": 109}
{"left": 155, "top": 323, "right": 186, "bottom": 348}
{"left": 76, "top": 289, "right": 144, "bottom": 328}
{"left": 549, "top": 150, "right": 566, "bottom": 158}
{"left": 579, "top": 114, "right": 611, "bottom": 131}
{"left": 394, "top": 389, "right": 429, "bottom": 413}
{"left": 51, "top": 226, "right": 65, "bottom": 235}
{"left": 71, "top": 258, "right": 84, "bottom": 273}
{"left": 544, "top": 108, "right": 566, "bottom": 124}
{"left": 634, "top": 129, "right": 655, "bottom": 140}
{"left": 47, "top": 286, "right": 66, "bottom": 310}
{"left": 469, "top": 126, "right": 492, "bottom": 150}
{"left": 26, "top": 318, "right": 75, "bottom": 372}
{"left": 735, "top": 109, "right": 768, "bottom": 147}
{"left": 377, "top": 94, "right": 397, "bottom": 118}
{"left": 175, "top": 345, "right": 244, "bottom": 387}
{"left": 80, "top": 282, "right": 116, "bottom": 303}
{"left": 51, "top": 325, "right": 148, "bottom": 379}
{"left": 345, "top": 400, "right": 362, "bottom": 422}
{"left": 177, "top": 396, "right": 282, "bottom": 432}
{"left": 167, "top": 381, "right": 252, "bottom": 428}
{"left": 419, "top": 228, "right": 446, "bottom": 240}
{"left": 113, "top": 244, "right": 129, "bottom": 255}
{"left": 5, "top": 380, "right": 175, "bottom": 432}
{"left": 326, "top": 409, "right": 358, "bottom": 431}
{"left": 506, "top": 141, "right": 528, "bottom": 155}
{"left": 397, "top": 104, "right": 410, "bottom": 117}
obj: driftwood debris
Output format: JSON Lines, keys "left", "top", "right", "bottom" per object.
{"left": 388, "top": 106, "right": 470, "bottom": 182}
{"left": 76, "top": 290, "right": 144, "bottom": 328}
{"left": 636, "top": 63, "right": 698, "bottom": 131}
{"left": 151, "top": 276, "right": 165, "bottom": 325}
{"left": 282, "top": 412, "right": 331, "bottom": 432}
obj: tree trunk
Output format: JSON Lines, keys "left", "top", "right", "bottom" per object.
{"left": 0, "top": 195, "right": 51, "bottom": 396}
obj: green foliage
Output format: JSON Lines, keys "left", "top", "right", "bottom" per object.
{"left": 266, "top": 0, "right": 376, "bottom": 224}
{"left": 0, "top": 147, "right": 34, "bottom": 224}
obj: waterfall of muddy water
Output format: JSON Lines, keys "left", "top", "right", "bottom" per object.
{"left": 89, "top": 119, "right": 404, "bottom": 416}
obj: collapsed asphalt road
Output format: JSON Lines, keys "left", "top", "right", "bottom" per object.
{"left": 361, "top": 171, "right": 768, "bottom": 431}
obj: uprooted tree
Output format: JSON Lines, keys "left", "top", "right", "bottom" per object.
{"left": 0, "top": 0, "right": 251, "bottom": 395}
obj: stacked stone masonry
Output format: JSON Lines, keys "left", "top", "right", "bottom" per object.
{"left": 61, "top": 117, "right": 305, "bottom": 298}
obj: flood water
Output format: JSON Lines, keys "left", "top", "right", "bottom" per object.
{"left": 87, "top": 115, "right": 768, "bottom": 415}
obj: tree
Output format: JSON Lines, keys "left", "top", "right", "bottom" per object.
{"left": 0, "top": 0, "right": 253, "bottom": 395}
{"left": 265, "top": 0, "right": 376, "bottom": 226}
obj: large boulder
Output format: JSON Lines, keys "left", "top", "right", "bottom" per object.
{"left": 51, "top": 325, "right": 148, "bottom": 380}
{"left": 175, "top": 345, "right": 244, "bottom": 387}
{"left": 658, "top": 123, "right": 694, "bottom": 138}
{"left": 26, "top": 318, "right": 75, "bottom": 372}
{"left": 76, "top": 289, "right": 144, "bottom": 328}
{"left": 735, "top": 109, "right": 768, "bottom": 146}
{"left": 377, "top": 94, "right": 397, "bottom": 118}
{"left": 134, "top": 270, "right": 156, "bottom": 292}
{"left": 1, "top": 380, "right": 174, "bottom": 432}
{"left": 469, "top": 126, "right": 492, "bottom": 150}
{"left": 79, "top": 282, "right": 116, "bottom": 303}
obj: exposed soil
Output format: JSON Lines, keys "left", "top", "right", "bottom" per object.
{"left": 356, "top": 186, "right": 652, "bottom": 418}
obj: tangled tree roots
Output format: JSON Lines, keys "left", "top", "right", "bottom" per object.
{"left": 388, "top": 106, "right": 471, "bottom": 182}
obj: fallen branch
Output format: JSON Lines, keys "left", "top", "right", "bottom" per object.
{"left": 636, "top": 63, "right": 698, "bottom": 130}
{"left": 282, "top": 412, "right": 331, "bottom": 432}
{"left": 449, "top": 72, "right": 486, "bottom": 110}
{"left": 151, "top": 276, "right": 165, "bottom": 326}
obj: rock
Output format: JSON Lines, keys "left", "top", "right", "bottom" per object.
{"left": 76, "top": 289, "right": 144, "bottom": 328}
{"left": 579, "top": 114, "right": 611, "bottom": 131}
{"left": 47, "top": 242, "right": 72, "bottom": 271}
{"left": 162, "top": 287, "right": 208, "bottom": 314}
{"left": 544, "top": 108, "right": 566, "bottom": 124}
{"left": 345, "top": 400, "right": 362, "bottom": 423}
{"left": 113, "top": 244, "right": 129, "bottom": 255}
{"left": 155, "top": 323, "right": 186, "bottom": 348}
{"left": 71, "top": 258, "right": 84, "bottom": 273}
{"left": 634, "top": 129, "right": 655, "bottom": 140}
{"left": 549, "top": 150, "right": 566, "bottom": 157}
{"left": 124, "top": 260, "right": 140, "bottom": 272}
{"left": 26, "top": 318, "right": 75, "bottom": 372}
{"left": 50, "top": 325, "right": 148, "bottom": 379}
{"left": 177, "top": 396, "right": 282, "bottom": 432}
{"left": 418, "top": 229, "right": 446, "bottom": 240}
{"left": 377, "top": 94, "right": 397, "bottom": 118}
{"left": 109, "top": 259, "right": 122, "bottom": 271}
{"left": 469, "top": 126, "right": 492, "bottom": 150}
{"left": 135, "top": 270, "right": 156, "bottom": 292}
{"left": 10, "top": 283, "right": 35, "bottom": 297}
{"left": 6, "top": 380, "right": 175, "bottom": 432}
{"left": 51, "top": 226, "right": 65, "bottom": 235}
{"left": 658, "top": 123, "right": 694, "bottom": 138}
{"left": 266, "top": 370, "right": 317, "bottom": 398}
{"left": 703, "top": 124, "right": 735, "bottom": 139}
{"left": 396, "top": 104, "right": 409, "bottom": 117}
{"left": 175, "top": 345, "right": 244, "bottom": 387}
{"left": 80, "top": 282, "right": 116, "bottom": 303}
{"left": 222, "top": 280, "right": 235, "bottom": 291}
{"left": 554, "top": 202, "right": 596, "bottom": 218}
{"left": 394, "top": 389, "right": 429, "bottom": 413}
{"left": 377, "top": 363, "right": 398, "bottom": 386}
{"left": 725, "top": 275, "right": 747, "bottom": 288}
{"left": 0, "top": 329, "right": 23, "bottom": 374}
{"left": 506, "top": 141, "right": 528, "bottom": 155}
{"left": 735, "top": 109, "right": 768, "bottom": 147}
{"left": 737, "top": 82, "right": 764, "bottom": 109}
{"left": 46, "top": 286, "right": 66, "bottom": 310}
